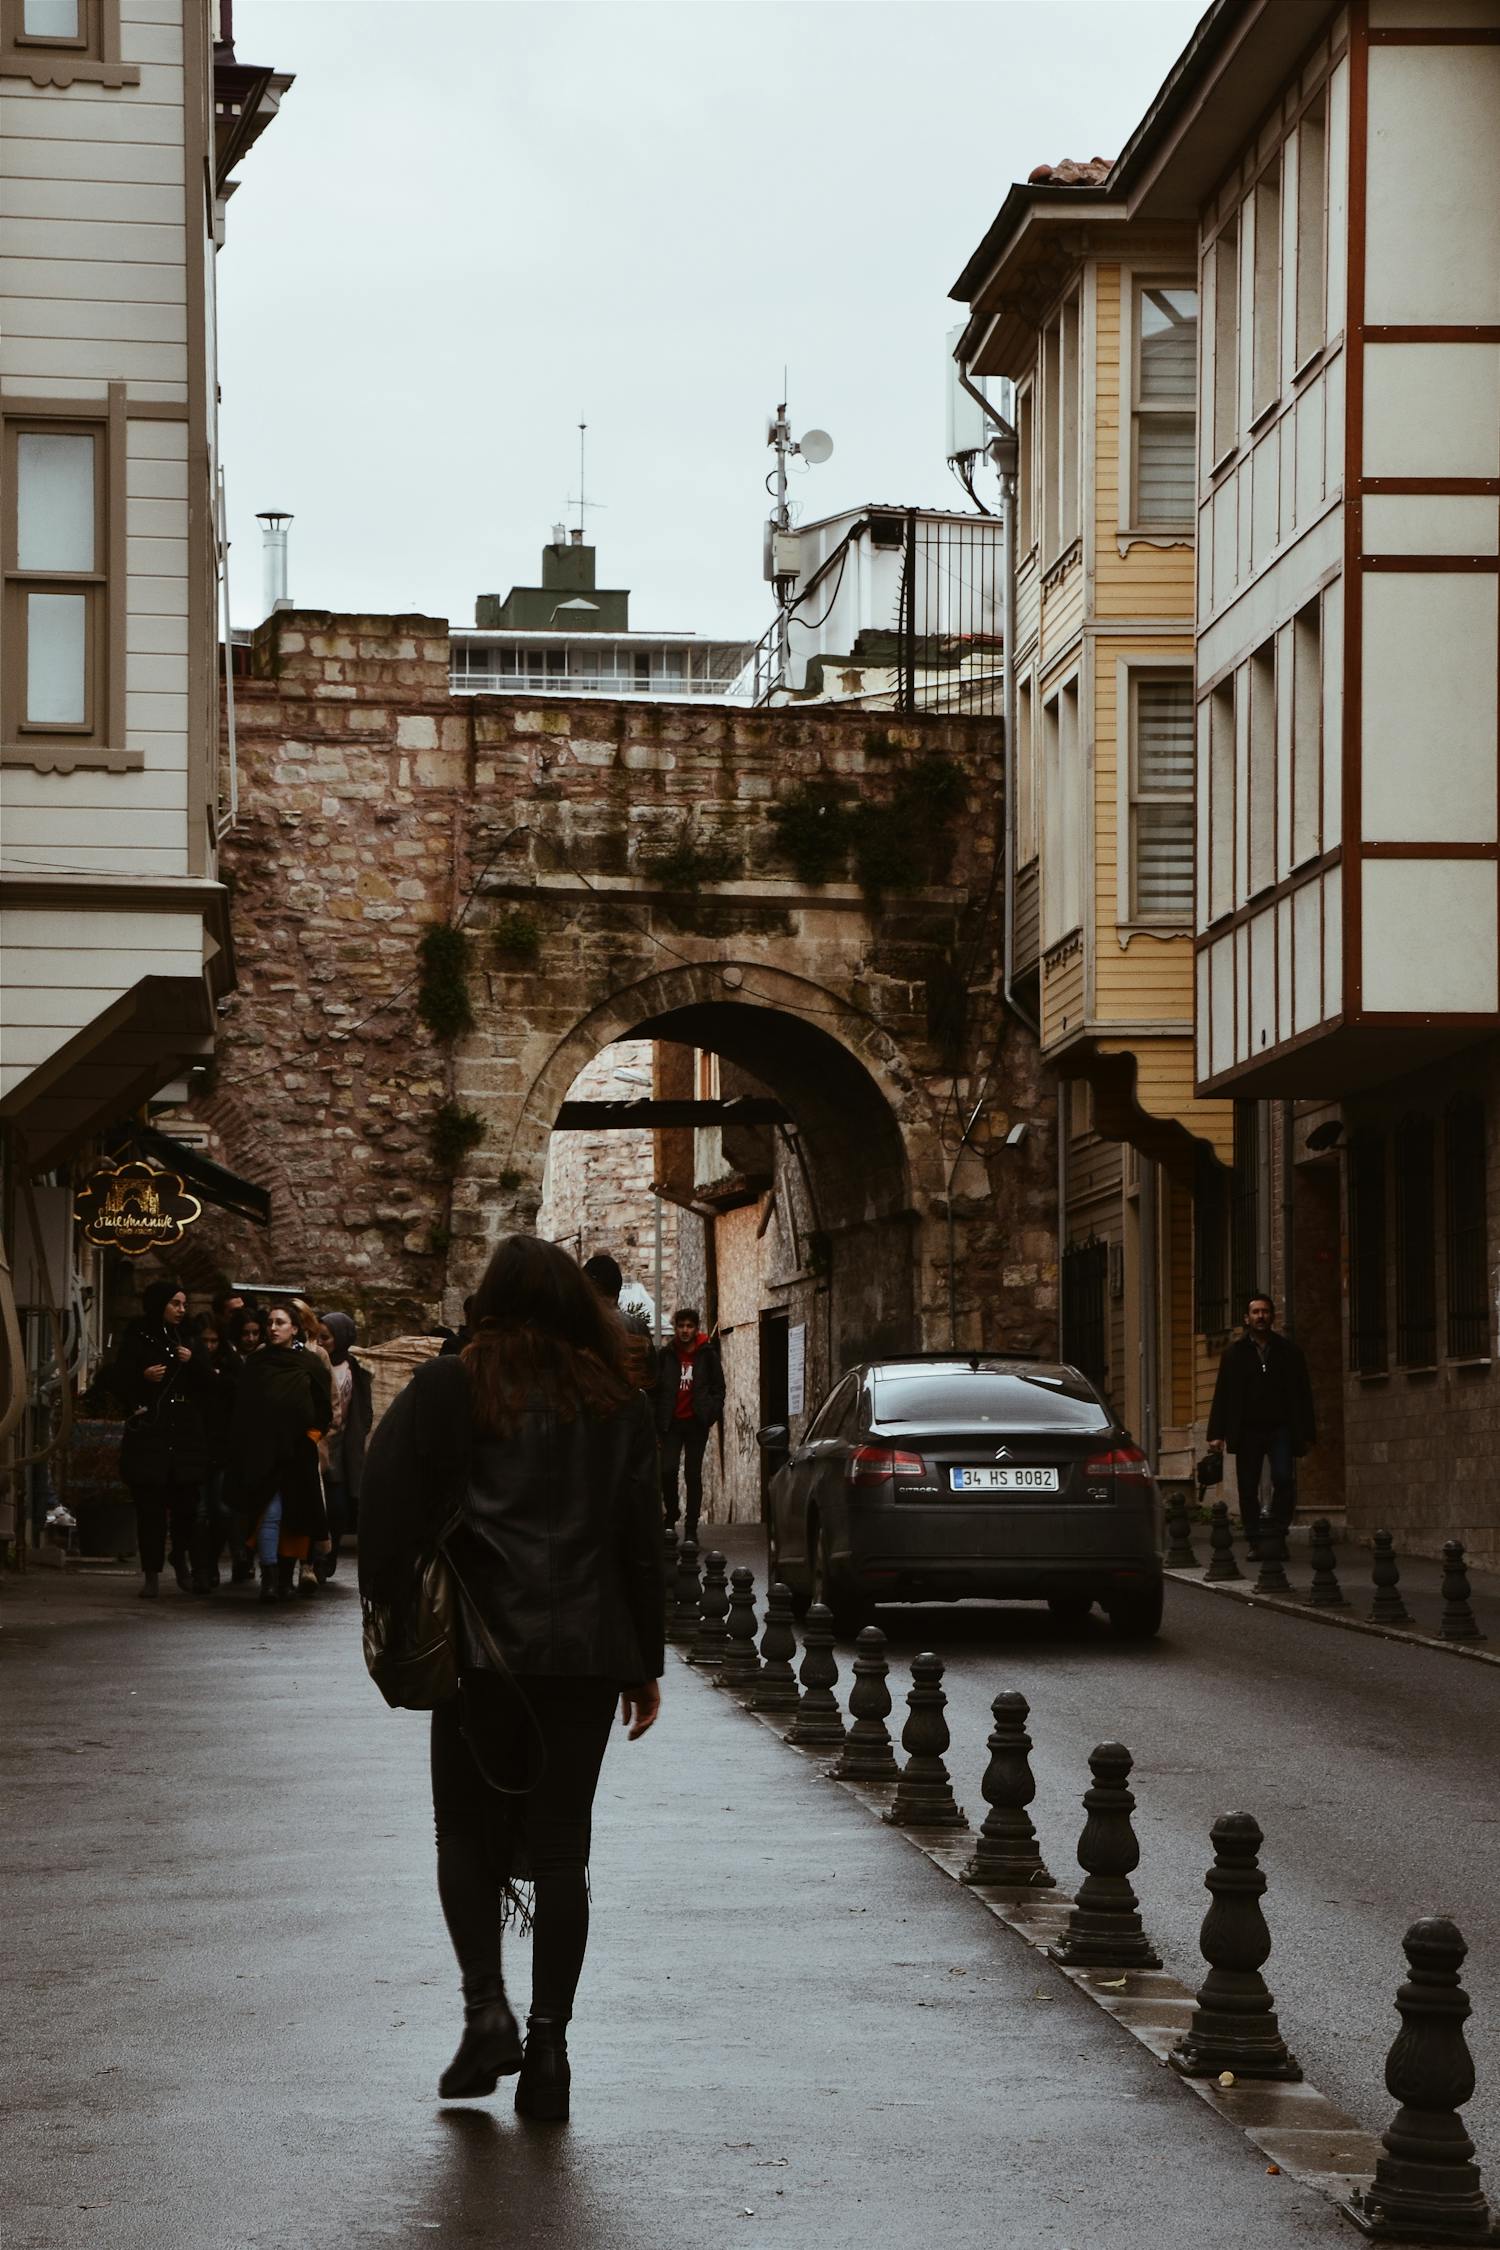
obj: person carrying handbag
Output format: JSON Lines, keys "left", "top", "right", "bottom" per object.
{"left": 112, "top": 1277, "right": 210, "bottom": 1599}
{"left": 359, "top": 1234, "right": 662, "bottom": 2122}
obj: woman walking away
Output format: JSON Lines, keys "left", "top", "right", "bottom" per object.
{"left": 228, "top": 1303, "right": 332, "bottom": 1602}
{"left": 317, "top": 1311, "right": 371, "bottom": 1581}
{"left": 113, "top": 1278, "right": 209, "bottom": 1598}
{"left": 360, "top": 1234, "right": 663, "bottom": 2120}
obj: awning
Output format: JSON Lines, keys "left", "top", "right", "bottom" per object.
{"left": 118, "top": 1126, "right": 271, "bottom": 1228}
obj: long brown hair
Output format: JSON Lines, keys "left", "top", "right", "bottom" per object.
{"left": 461, "top": 1234, "right": 631, "bottom": 1438}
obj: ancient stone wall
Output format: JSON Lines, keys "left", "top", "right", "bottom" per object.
{"left": 171, "top": 609, "right": 1057, "bottom": 1363}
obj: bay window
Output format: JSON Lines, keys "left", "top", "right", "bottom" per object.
{"left": 1129, "top": 670, "right": 1194, "bottom": 920}
{"left": 2, "top": 412, "right": 116, "bottom": 758}
{"left": 1132, "top": 284, "right": 1197, "bottom": 526}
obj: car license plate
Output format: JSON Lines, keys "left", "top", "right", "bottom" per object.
{"left": 949, "top": 1466, "right": 1060, "bottom": 1493}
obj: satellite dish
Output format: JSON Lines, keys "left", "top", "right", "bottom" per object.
{"left": 798, "top": 429, "right": 834, "bottom": 465}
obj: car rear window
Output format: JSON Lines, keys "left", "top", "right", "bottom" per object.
{"left": 872, "top": 1368, "right": 1112, "bottom": 1433}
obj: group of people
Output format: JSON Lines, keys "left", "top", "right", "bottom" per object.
{"left": 109, "top": 1279, "right": 372, "bottom": 1604}
{"left": 576, "top": 1254, "right": 725, "bottom": 1540}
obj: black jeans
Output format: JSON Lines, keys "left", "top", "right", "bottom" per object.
{"left": 1234, "top": 1428, "right": 1297, "bottom": 1541}
{"left": 660, "top": 1420, "right": 709, "bottom": 1540}
{"left": 130, "top": 1481, "right": 200, "bottom": 1575}
{"left": 430, "top": 1674, "right": 616, "bottom": 2020}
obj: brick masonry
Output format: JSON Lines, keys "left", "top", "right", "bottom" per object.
{"left": 167, "top": 611, "right": 1057, "bottom": 1366}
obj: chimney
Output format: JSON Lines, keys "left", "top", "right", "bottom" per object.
{"left": 256, "top": 509, "right": 293, "bottom": 615}
{"left": 569, "top": 527, "right": 584, "bottom": 546}
{"left": 551, "top": 521, "right": 568, "bottom": 548}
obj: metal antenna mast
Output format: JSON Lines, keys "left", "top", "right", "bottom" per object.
{"left": 567, "top": 420, "right": 603, "bottom": 535}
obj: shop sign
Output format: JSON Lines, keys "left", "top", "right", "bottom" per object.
{"left": 74, "top": 1158, "right": 203, "bottom": 1258}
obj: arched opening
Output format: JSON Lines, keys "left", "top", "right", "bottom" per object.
{"left": 530, "top": 983, "right": 920, "bottom": 1527}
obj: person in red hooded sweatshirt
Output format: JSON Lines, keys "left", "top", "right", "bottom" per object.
{"left": 655, "top": 1306, "right": 724, "bottom": 1543}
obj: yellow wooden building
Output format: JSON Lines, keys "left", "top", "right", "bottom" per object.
{"left": 953, "top": 161, "right": 1234, "bottom": 1475}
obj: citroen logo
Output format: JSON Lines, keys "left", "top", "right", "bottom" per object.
{"left": 993, "top": 1446, "right": 1012, "bottom": 1460}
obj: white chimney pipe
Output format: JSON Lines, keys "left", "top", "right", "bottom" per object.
{"left": 256, "top": 509, "right": 293, "bottom": 615}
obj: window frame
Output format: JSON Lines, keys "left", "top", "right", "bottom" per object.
{"left": 1348, "top": 1130, "right": 1390, "bottom": 1376}
{"left": 1039, "top": 291, "right": 1082, "bottom": 570}
{"left": 1394, "top": 1112, "right": 1437, "bottom": 1369}
{"left": 1126, "top": 274, "right": 1198, "bottom": 535}
{"left": 1208, "top": 215, "right": 1240, "bottom": 471}
{"left": 1, "top": 390, "right": 133, "bottom": 773}
{"left": 1040, "top": 670, "right": 1082, "bottom": 949}
{"left": 0, "top": 0, "right": 139, "bottom": 86}
{"left": 1123, "top": 661, "right": 1195, "bottom": 927}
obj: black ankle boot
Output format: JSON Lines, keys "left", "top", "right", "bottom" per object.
{"left": 514, "top": 2015, "right": 570, "bottom": 2122}
{"left": 439, "top": 1990, "right": 523, "bottom": 2099}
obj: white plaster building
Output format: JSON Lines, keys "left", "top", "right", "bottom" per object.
{"left": 0, "top": 0, "right": 287, "bottom": 1169}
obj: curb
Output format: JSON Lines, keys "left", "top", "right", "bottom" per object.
{"left": 675, "top": 1646, "right": 1386, "bottom": 2225}
{"left": 1164, "top": 1566, "right": 1500, "bottom": 1667}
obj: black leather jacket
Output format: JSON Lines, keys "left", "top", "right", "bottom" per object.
{"left": 360, "top": 1354, "right": 663, "bottom": 1682}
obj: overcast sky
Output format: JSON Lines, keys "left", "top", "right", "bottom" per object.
{"left": 221, "top": 0, "right": 1201, "bottom": 640}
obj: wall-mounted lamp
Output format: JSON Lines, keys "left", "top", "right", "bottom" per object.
{"left": 1305, "top": 1120, "right": 1344, "bottom": 1153}
{"left": 1004, "top": 1121, "right": 1030, "bottom": 1148}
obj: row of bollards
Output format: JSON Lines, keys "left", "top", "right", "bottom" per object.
{"left": 666, "top": 1538, "right": 1497, "bottom": 2244}
{"left": 1164, "top": 1494, "right": 1488, "bottom": 1641}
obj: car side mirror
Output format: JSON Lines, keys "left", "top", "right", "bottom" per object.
{"left": 757, "top": 1423, "right": 790, "bottom": 1451}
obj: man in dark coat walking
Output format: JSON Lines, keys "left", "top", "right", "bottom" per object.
{"left": 655, "top": 1306, "right": 723, "bottom": 1543}
{"left": 1207, "top": 1292, "right": 1316, "bottom": 1547}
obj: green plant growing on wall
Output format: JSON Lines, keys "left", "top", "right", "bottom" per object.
{"left": 416, "top": 921, "right": 474, "bottom": 1040}
{"left": 426, "top": 1224, "right": 453, "bottom": 1258}
{"left": 852, "top": 753, "right": 967, "bottom": 901}
{"left": 647, "top": 825, "right": 742, "bottom": 890}
{"left": 492, "top": 906, "right": 543, "bottom": 965}
{"left": 498, "top": 1167, "right": 525, "bottom": 1193}
{"left": 429, "top": 1101, "right": 485, "bottom": 1175}
{"left": 769, "top": 782, "right": 854, "bottom": 885}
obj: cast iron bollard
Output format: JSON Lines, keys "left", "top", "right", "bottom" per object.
{"left": 1168, "top": 1812, "right": 1300, "bottom": 2082}
{"left": 1253, "top": 1520, "right": 1293, "bottom": 1597}
{"left": 1441, "top": 1542, "right": 1486, "bottom": 1643}
{"left": 1047, "top": 1742, "right": 1161, "bottom": 1970}
{"left": 689, "top": 1550, "right": 731, "bottom": 1668}
{"left": 884, "top": 1651, "right": 966, "bottom": 1830}
{"left": 749, "top": 1581, "right": 801, "bottom": 1712}
{"left": 662, "top": 1521, "right": 678, "bottom": 1596}
{"left": 960, "top": 1691, "right": 1054, "bottom": 1888}
{"left": 666, "top": 1536, "right": 701, "bottom": 1646}
{"left": 715, "top": 1565, "right": 762, "bottom": 1691}
{"left": 1307, "top": 1517, "right": 1350, "bottom": 1608}
{"left": 785, "top": 1602, "right": 847, "bottom": 1748}
{"left": 1165, "top": 1490, "right": 1199, "bottom": 1571}
{"left": 1370, "top": 1530, "right": 1414, "bottom": 1627}
{"left": 831, "top": 1625, "right": 898, "bottom": 1782}
{"left": 1204, "top": 1500, "right": 1243, "bottom": 1582}
{"left": 1344, "top": 1918, "right": 1498, "bottom": 2242}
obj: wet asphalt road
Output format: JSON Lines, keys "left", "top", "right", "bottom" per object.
{"left": 1, "top": 1564, "right": 1358, "bottom": 2250}
{"left": 719, "top": 1525, "right": 1500, "bottom": 2171}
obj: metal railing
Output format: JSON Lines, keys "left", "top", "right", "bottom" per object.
{"left": 450, "top": 667, "right": 742, "bottom": 699}
{"left": 893, "top": 507, "right": 1006, "bottom": 716}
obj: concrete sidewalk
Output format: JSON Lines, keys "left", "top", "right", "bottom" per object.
{"left": 1, "top": 1568, "right": 1350, "bottom": 2250}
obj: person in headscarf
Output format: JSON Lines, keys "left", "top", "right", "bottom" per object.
{"left": 316, "top": 1310, "right": 372, "bottom": 1582}
{"left": 112, "top": 1277, "right": 210, "bottom": 1599}
{"left": 226, "top": 1302, "right": 333, "bottom": 1603}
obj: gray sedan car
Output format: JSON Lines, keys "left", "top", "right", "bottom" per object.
{"left": 761, "top": 1355, "right": 1164, "bottom": 1639}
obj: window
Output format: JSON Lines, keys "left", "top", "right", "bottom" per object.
{"left": 1395, "top": 1114, "right": 1437, "bottom": 1367}
{"left": 1349, "top": 1131, "right": 1389, "bottom": 1374}
{"left": 1041, "top": 679, "right": 1082, "bottom": 945}
{"left": 1444, "top": 1093, "right": 1489, "bottom": 1358}
{"left": 1252, "top": 170, "right": 1282, "bottom": 419}
{"left": 1133, "top": 285, "right": 1197, "bottom": 526}
{"left": 1247, "top": 641, "right": 1275, "bottom": 898}
{"left": 1130, "top": 671, "right": 1194, "bottom": 920}
{"left": 2, "top": 413, "right": 118, "bottom": 758}
{"left": 1016, "top": 380, "right": 1035, "bottom": 554}
{"left": 1193, "top": 1145, "right": 1230, "bottom": 1336}
{"left": 1290, "top": 599, "right": 1321, "bottom": 867}
{"left": 1295, "top": 95, "right": 1327, "bottom": 367}
{"left": 1211, "top": 219, "right": 1240, "bottom": 462}
{"left": 1016, "top": 673, "right": 1036, "bottom": 864}
{"left": 0, "top": 0, "right": 138, "bottom": 85}
{"left": 1040, "top": 297, "right": 1081, "bottom": 565}
{"left": 1207, "top": 679, "right": 1235, "bottom": 922}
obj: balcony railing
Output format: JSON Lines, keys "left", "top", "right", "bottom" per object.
{"left": 450, "top": 667, "right": 745, "bottom": 699}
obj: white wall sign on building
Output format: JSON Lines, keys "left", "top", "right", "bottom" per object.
{"left": 787, "top": 1322, "right": 807, "bottom": 1418}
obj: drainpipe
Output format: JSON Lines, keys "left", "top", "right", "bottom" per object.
{"left": 956, "top": 353, "right": 1038, "bottom": 1041}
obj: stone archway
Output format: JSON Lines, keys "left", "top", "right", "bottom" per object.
{"left": 455, "top": 959, "right": 936, "bottom": 1370}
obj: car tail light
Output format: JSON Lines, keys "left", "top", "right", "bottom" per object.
{"left": 847, "top": 1446, "right": 926, "bottom": 1485}
{"left": 1085, "top": 1445, "right": 1153, "bottom": 1490}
